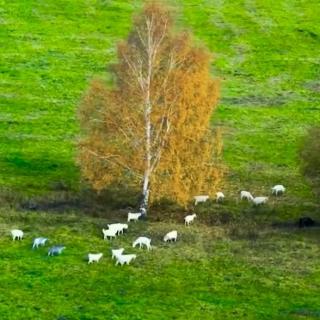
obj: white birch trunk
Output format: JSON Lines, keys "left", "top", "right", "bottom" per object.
{"left": 140, "top": 17, "right": 154, "bottom": 216}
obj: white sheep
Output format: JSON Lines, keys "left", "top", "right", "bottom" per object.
{"left": 240, "top": 191, "right": 254, "bottom": 201}
{"left": 184, "top": 214, "right": 197, "bottom": 226}
{"left": 11, "top": 229, "right": 23, "bottom": 241}
{"left": 132, "top": 237, "right": 152, "bottom": 250}
{"left": 115, "top": 254, "right": 137, "bottom": 266}
{"left": 108, "top": 223, "right": 128, "bottom": 235}
{"left": 48, "top": 245, "right": 65, "bottom": 256}
{"left": 272, "top": 185, "right": 285, "bottom": 196}
{"left": 88, "top": 253, "right": 103, "bottom": 264}
{"left": 111, "top": 248, "right": 125, "bottom": 260}
{"left": 102, "top": 228, "right": 117, "bottom": 240}
{"left": 253, "top": 196, "right": 268, "bottom": 205}
{"left": 163, "top": 230, "right": 178, "bottom": 242}
{"left": 32, "top": 237, "right": 48, "bottom": 249}
{"left": 216, "top": 192, "right": 225, "bottom": 202}
{"left": 127, "top": 212, "right": 142, "bottom": 222}
{"left": 194, "top": 195, "right": 209, "bottom": 205}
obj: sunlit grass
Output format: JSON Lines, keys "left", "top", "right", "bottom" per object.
{"left": 1, "top": 0, "right": 320, "bottom": 208}
{"left": 0, "top": 210, "right": 319, "bottom": 319}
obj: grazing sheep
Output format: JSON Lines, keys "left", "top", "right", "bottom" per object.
{"left": 102, "top": 228, "right": 117, "bottom": 240}
{"left": 216, "top": 192, "right": 225, "bottom": 202}
{"left": 184, "top": 214, "right": 197, "bottom": 226}
{"left": 32, "top": 237, "right": 48, "bottom": 249}
{"left": 111, "top": 248, "right": 125, "bottom": 260}
{"left": 253, "top": 196, "right": 268, "bottom": 205}
{"left": 194, "top": 195, "right": 209, "bottom": 205}
{"left": 163, "top": 230, "right": 178, "bottom": 242}
{"left": 127, "top": 212, "right": 142, "bottom": 222}
{"left": 48, "top": 245, "right": 65, "bottom": 256}
{"left": 132, "top": 237, "right": 152, "bottom": 250}
{"left": 272, "top": 185, "right": 286, "bottom": 196}
{"left": 88, "top": 253, "right": 103, "bottom": 264}
{"left": 11, "top": 229, "right": 23, "bottom": 241}
{"left": 115, "top": 254, "right": 137, "bottom": 266}
{"left": 108, "top": 223, "right": 128, "bottom": 235}
{"left": 240, "top": 191, "right": 254, "bottom": 201}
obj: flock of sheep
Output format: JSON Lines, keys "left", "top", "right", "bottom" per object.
{"left": 194, "top": 184, "right": 286, "bottom": 206}
{"left": 9, "top": 210, "right": 184, "bottom": 266}
{"left": 8, "top": 184, "right": 285, "bottom": 266}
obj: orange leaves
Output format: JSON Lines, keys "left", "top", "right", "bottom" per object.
{"left": 77, "top": 1, "right": 223, "bottom": 206}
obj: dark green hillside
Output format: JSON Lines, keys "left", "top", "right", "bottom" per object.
{"left": 1, "top": 0, "right": 320, "bottom": 213}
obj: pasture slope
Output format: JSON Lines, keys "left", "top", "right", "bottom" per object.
{"left": 1, "top": 1, "right": 320, "bottom": 319}
{"left": 0, "top": 209, "right": 319, "bottom": 320}
{"left": 1, "top": 0, "right": 320, "bottom": 212}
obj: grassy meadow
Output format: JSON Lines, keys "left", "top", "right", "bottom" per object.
{"left": 1, "top": 0, "right": 320, "bottom": 319}
{"left": 0, "top": 209, "right": 319, "bottom": 320}
{"left": 1, "top": 0, "right": 320, "bottom": 208}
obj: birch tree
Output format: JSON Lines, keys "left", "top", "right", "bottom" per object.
{"left": 78, "top": 1, "right": 222, "bottom": 214}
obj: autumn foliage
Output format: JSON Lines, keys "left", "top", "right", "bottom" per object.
{"left": 78, "top": 1, "right": 222, "bottom": 209}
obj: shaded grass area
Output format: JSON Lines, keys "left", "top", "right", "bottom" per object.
{"left": 0, "top": 210, "right": 319, "bottom": 319}
{"left": 1, "top": 0, "right": 320, "bottom": 212}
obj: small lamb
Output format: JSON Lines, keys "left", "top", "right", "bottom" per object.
{"left": 240, "top": 191, "right": 254, "bottom": 201}
{"left": 32, "top": 237, "right": 48, "bottom": 249}
{"left": 111, "top": 248, "right": 125, "bottom": 260}
{"left": 184, "top": 214, "right": 197, "bottom": 226}
{"left": 272, "top": 185, "right": 285, "bottom": 196}
{"left": 253, "top": 196, "right": 268, "bottom": 205}
{"left": 127, "top": 212, "right": 142, "bottom": 222}
{"left": 163, "top": 230, "right": 178, "bottom": 242}
{"left": 216, "top": 192, "right": 225, "bottom": 202}
{"left": 108, "top": 223, "right": 128, "bottom": 235}
{"left": 194, "top": 195, "right": 209, "bottom": 205}
{"left": 48, "top": 245, "right": 65, "bottom": 256}
{"left": 88, "top": 253, "right": 103, "bottom": 264}
{"left": 102, "top": 228, "right": 118, "bottom": 240}
{"left": 132, "top": 237, "right": 152, "bottom": 250}
{"left": 115, "top": 254, "right": 137, "bottom": 266}
{"left": 11, "top": 229, "right": 24, "bottom": 241}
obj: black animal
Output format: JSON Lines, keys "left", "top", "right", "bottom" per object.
{"left": 298, "top": 217, "right": 315, "bottom": 228}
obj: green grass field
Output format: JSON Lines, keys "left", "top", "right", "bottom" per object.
{"left": 1, "top": 210, "right": 319, "bottom": 320}
{"left": 1, "top": 1, "right": 320, "bottom": 319}
{"left": 1, "top": 0, "right": 320, "bottom": 207}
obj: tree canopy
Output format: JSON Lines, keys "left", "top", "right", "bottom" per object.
{"left": 78, "top": 1, "right": 222, "bottom": 211}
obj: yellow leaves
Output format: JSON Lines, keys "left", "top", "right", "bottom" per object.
{"left": 77, "top": 1, "right": 223, "bottom": 206}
